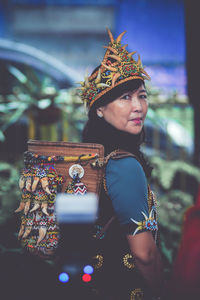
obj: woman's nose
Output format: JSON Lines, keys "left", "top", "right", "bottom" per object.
{"left": 131, "top": 97, "right": 142, "bottom": 112}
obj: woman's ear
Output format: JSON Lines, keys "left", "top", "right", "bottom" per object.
{"left": 96, "top": 107, "right": 104, "bottom": 118}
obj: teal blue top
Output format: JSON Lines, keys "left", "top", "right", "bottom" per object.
{"left": 106, "top": 157, "right": 149, "bottom": 232}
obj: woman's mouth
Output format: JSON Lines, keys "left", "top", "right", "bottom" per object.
{"left": 131, "top": 117, "right": 143, "bottom": 125}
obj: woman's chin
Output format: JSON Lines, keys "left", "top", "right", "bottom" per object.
{"left": 124, "top": 125, "right": 143, "bottom": 135}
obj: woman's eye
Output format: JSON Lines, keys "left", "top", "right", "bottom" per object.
{"left": 140, "top": 94, "right": 147, "bottom": 100}
{"left": 121, "top": 94, "right": 130, "bottom": 100}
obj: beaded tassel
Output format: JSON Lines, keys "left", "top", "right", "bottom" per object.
{"left": 15, "top": 162, "right": 63, "bottom": 257}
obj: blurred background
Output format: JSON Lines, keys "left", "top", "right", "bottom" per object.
{"left": 0, "top": 0, "right": 200, "bottom": 286}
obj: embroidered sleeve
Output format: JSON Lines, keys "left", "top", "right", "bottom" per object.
{"left": 106, "top": 157, "right": 157, "bottom": 235}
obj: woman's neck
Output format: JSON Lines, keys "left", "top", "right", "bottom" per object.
{"left": 82, "top": 117, "right": 142, "bottom": 155}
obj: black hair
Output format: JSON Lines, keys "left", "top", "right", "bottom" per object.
{"left": 82, "top": 117, "right": 152, "bottom": 178}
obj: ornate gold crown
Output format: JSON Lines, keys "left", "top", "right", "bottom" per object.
{"left": 79, "top": 28, "right": 150, "bottom": 108}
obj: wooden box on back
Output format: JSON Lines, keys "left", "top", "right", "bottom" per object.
{"left": 27, "top": 140, "right": 105, "bottom": 196}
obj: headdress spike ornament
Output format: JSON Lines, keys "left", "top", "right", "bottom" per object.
{"left": 84, "top": 68, "right": 90, "bottom": 88}
{"left": 142, "top": 75, "right": 150, "bottom": 81}
{"left": 76, "top": 81, "right": 85, "bottom": 86}
{"left": 128, "top": 51, "right": 137, "bottom": 58}
{"left": 97, "top": 83, "right": 110, "bottom": 88}
{"left": 141, "top": 69, "right": 151, "bottom": 80}
{"left": 106, "top": 27, "right": 114, "bottom": 44}
{"left": 122, "top": 44, "right": 128, "bottom": 50}
{"left": 137, "top": 54, "right": 142, "bottom": 67}
{"left": 116, "top": 30, "right": 127, "bottom": 43}
{"left": 79, "top": 28, "right": 150, "bottom": 108}
{"left": 76, "top": 86, "right": 85, "bottom": 90}
{"left": 107, "top": 54, "right": 121, "bottom": 62}
{"left": 103, "top": 46, "right": 118, "bottom": 55}
{"left": 101, "top": 62, "right": 117, "bottom": 72}
{"left": 95, "top": 68, "right": 101, "bottom": 84}
{"left": 112, "top": 73, "right": 121, "bottom": 88}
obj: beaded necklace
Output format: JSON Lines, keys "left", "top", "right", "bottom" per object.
{"left": 24, "top": 151, "right": 99, "bottom": 165}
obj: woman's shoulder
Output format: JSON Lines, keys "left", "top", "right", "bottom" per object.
{"left": 105, "top": 156, "right": 149, "bottom": 225}
{"left": 106, "top": 156, "right": 147, "bottom": 193}
{"left": 106, "top": 156, "right": 144, "bottom": 176}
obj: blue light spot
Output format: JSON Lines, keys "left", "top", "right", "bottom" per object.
{"left": 58, "top": 272, "right": 69, "bottom": 283}
{"left": 83, "top": 265, "right": 94, "bottom": 275}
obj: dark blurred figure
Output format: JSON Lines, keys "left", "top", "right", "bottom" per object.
{"left": 0, "top": 249, "right": 96, "bottom": 300}
{"left": 0, "top": 251, "right": 57, "bottom": 300}
{"left": 167, "top": 185, "right": 200, "bottom": 299}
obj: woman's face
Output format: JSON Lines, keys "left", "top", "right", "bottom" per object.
{"left": 97, "top": 84, "right": 148, "bottom": 135}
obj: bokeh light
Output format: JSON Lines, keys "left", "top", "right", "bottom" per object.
{"left": 58, "top": 272, "right": 69, "bottom": 283}
{"left": 83, "top": 265, "right": 94, "bottom": 275}
{"left": 82, "top": 274, "right": 92, "bottom": 282}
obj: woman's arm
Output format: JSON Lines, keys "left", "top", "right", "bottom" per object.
{"left": 106, "top": 157, "right": 164, "bottom": 297}
{"left": 127, "top": 231, "right": 164, "bottom": 298}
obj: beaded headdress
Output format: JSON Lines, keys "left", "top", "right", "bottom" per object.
{"left": 79, "top": 28, "right": 150, "bottom": 108}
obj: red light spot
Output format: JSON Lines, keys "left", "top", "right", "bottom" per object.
{"left": 82, "top": 274, "right": 91, "bottom": 282}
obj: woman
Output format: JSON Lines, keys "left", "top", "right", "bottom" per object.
{"left": 80, "top": 28, "right": 164, "bottom": 300}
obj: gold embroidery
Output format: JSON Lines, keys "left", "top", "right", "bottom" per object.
{"left": 130, "top": 288, "right": 144, "bottom": 300}
{"left": 123, "top": 253, "right": 135, "bottom": 269}
{"left": 93, "top": 254, "right": 104, "bottom": 269}
{"left": 147, "top": 185, "right": 158, "bottom": 243}
{"left": 147, "top": 185, "right": 153, "bottom": 212}
{"left": 103, "top": 173, "right": 108, "bottom": 194}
